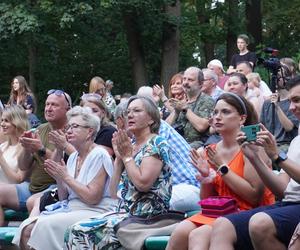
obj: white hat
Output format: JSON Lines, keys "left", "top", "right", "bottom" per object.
{"left": 208, "top": 59, "right": 225, "bottom": 72}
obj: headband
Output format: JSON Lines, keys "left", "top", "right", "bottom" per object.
{"left": 216, "top": 92, "right": 247, "bottom": 116}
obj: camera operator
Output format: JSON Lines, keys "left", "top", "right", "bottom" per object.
{"left": 260, "top": 58, "right": 299, "bottom": 154}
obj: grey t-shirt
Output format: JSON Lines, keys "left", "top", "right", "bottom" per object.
{"left": 260, "top": 99, "right": 299, "bottom": 145}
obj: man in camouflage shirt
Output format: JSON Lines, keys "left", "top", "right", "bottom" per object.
{"left": 166, "top": 66, "right": 214, "bottom": 148}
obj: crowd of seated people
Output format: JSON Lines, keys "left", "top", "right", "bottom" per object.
{"left": 0, "top": 33, "right": 300, "bottom": 250}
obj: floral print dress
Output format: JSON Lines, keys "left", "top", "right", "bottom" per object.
{"left": 64, "top": 135, "right": 171, "bottom": 250}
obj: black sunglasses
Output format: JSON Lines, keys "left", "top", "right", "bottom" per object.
{"left": 47, "top": 89, "right": 71, "bottom": 107}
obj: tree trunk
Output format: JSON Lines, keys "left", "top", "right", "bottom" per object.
{"left": 122, "top": 10, "right": 148, "bottom": 91}
{"left": 246, "top": 0, "right": 262, "bottom": 51}
{"left": 28, "top": 41, "right": 37, "bottom": 93}
{"left": 226, "top": 0, "right": 239, "bottom": 66}
{"left": 160, "top": 0, "right": 181, "bottom": 94}
{"left": 195, "top": 0, "right": 215, "bottom": 66}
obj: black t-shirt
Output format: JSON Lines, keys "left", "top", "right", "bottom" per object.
{"left": 94, "top": 124, "right": 117, "bottom": 149}
{"left": 230, "top": 51, "right": 257, "bottom": 68}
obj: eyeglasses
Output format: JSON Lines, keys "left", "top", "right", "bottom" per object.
{"left": 203, "top": 78, "right": 212, "bottom": 82}
{"left": 65, "top": 123, "right": 90, "bottom": 131}
{"left": 81, "top": 93, "right": 102, "bottom": 102}
{"left": 124, "top": 108, "right": 145, "bottom": 116}
{"left": 47, "top": 89, "right": 71, "bottom": 108}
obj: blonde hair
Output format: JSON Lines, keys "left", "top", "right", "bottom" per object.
{"left": 2, "top": 105, "right": 30, "bottom": 137}
{"left": 246, "top": 73, "right": 261, "bottom": 88}
{"left": 89, "top": 76, "right": 105, "bottom": 93}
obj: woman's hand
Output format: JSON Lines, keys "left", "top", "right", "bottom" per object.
{"left": 190, "top": 149, "right": 210, "bottom": 177}
{"left": 153, "top": 84, "right": 166, "bottom": 100}
{"left": 44, "top": 159, "right": 68, "bottom": 182}
{"left": 112, "top": 132, "right": 121, "bottom": 159}
{"left": 113, "top": 130, "right": 133, "bottom": 160}
{"left": 49, "top": 130, "right": 68, "bottom": 151}
{"left": 206, "top": 146, "right": 225, "bottom": 170}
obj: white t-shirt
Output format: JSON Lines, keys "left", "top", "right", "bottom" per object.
{"left": 66, "top": 146, "right": 114, "bottom": 205}
{"left": 281, "top": 135, "right": 300, "bottom": 202}
{"left": 0, "top": 142, "right": 20, "bottom": 184}
{"left": 259, "top": 80, "right": 272, "bottom": 98}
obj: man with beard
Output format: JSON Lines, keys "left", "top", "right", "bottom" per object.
{"left": 166, "top": 66, "right": 214, "bottom": 148}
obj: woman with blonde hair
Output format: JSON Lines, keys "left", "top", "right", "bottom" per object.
{"left": 89, "top": 76, "right": 116, "bottom": 115}
{"left": 0, "top": 105, "right": 30, "bottom": 183}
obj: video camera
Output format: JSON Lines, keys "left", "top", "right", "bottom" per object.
{"left": 257, "top": 47, "right": 282, "bottom": 92}
{"left": 257, "top": 48, "right": 281, "bottom": 74}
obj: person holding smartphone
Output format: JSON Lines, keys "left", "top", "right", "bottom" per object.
{"left": 166, "top": 93, "right": 274, "bottom": 250}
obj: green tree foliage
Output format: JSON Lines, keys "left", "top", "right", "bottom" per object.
{"left": 0, "top": 0, "right": 300, "bottom": 117}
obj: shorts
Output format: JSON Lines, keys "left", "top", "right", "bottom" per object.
{"left": 15, "top": 182, "right": 57, "bottom": 211}
{"left": 15, "top": 182, "right": 32, "bottom": 210}
{"left": 225, "top": 202, "right": 300, "bottom": 250}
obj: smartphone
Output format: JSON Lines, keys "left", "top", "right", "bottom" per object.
{"left": 23, "top": 128, "right": 37, "bottom": 138}
{"left": 241, "top": 124, "right": 260, "bottom": 142}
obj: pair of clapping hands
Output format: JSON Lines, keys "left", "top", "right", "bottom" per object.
{"left": 19, "top": 129, "right": 67, "bottom": 154}
{"left": 190, "top": 123, "right": 278, "bottom": 181}
{"left": 112, "top": 130, "right": 133, "bottom": 161}
{"left": 153, "top": 84, "right": 187, "bottom": 113}
{"left": 19, "top": 129, "right": 68, "bottom": 181}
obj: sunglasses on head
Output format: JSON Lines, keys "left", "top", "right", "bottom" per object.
{"left": 47, "top": 89, "right": 71, "bottom": 107}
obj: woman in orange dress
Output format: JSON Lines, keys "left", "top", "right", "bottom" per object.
{"left": 166, "top": 92, "right": 274, "bottom": 250}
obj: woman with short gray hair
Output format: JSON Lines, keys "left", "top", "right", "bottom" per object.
{"left": 65, "top": 95, "right": 171, "bottom": 249}
{"left": 15, "top": 106, "right": 118, "bottom": 250}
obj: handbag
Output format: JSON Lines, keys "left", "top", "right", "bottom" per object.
{"left": 114, "top": 211, "right": 185, "bottom": 250}
{"left": 199, "top": 196, "right": 238, "bottom": 218}
{"left": 114, "top": 192, "right": 186, "bottom": 250}
{"left": 39, "top": 188, "right": 59, "bottom": 212}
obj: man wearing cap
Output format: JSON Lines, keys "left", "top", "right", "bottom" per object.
{"left": 207, "top": 59, "right": 229, "bottom": 89}
{"left": 0, "top": 90, "right": 72, "bottom": 225}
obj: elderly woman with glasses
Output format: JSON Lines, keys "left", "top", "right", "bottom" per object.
{"left": 14, "top": 106, "right": 118, "bottom": 250}
{"left": 49, "top": 93, "right": 117, "bottom": 158}
{"left": 80, "top": 93, "right": 117, "bottom": 156}
{"left": 64, "top": 96, "right": 171, "bottom": 249}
